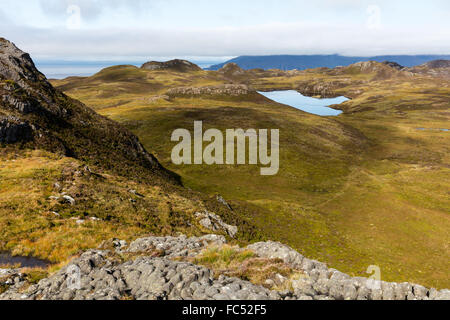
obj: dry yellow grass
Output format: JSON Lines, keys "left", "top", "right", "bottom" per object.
{"left": 0, "top": 149, "right": 212, "bottom": 263}
{"left": 190, "top": 245, "right": 305, "bottom": 291}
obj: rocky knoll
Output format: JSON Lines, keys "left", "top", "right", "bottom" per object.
{"left": 327, "top": 61, "right": 411, "bottom": 80}
{"left": 382, "top": 61, "right": 406, "bottom": 70}
{"left": 166, "top": 84, "right": 252, "bottom": 97}
{"left": 294, "top": 61, "right": 412, "bottom": 98}
{"left": 295, "top": 79, "right": 355, "bottom": 98}
{"left": 141, "top": 59, "right": 202, "bottom": 73}
{"left": 1, "top": 235, "right": 448, "bottom": 300}
{"left": 217, "top": 63, "right": 246, "bottom": 78}
{"left": 408, "top": 60, "right": 450, "bottom": 79}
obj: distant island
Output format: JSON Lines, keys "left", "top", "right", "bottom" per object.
{"left": 207, "top": 54, "right": 450, "bottom": 71}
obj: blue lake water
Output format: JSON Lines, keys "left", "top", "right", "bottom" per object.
{"left": 416, "top": 128, "right": 449, "bottom": 132}
{"left": 258, "top": 90, "right": 348, "bottom": 116}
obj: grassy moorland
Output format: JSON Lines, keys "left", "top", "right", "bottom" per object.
{"left": 0, "top": 38, "right": 263, "bottom": 274}
{"left": 0, "top": 148, "right": 262, "bottom": 265}
{"left": 49, "top": 62, "right": 450, "bottom": 288}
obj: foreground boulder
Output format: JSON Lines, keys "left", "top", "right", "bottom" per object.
{"left": 1, "top": 235, "right": 448, "bottom": 300}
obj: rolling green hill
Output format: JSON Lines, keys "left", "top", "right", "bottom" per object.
{"left": 50, "top": 59, "right": 450, "bottom": 288}
{"left": 0, "top": 38, "right": 262, "bottom": 266}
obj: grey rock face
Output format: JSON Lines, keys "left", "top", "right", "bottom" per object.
{"left": 2, "top": 94, "right": 37, "bottom": 114}
{"left": 247, "top": 241, "right": 304, "bottom": 269}
{"left": 434, "top": 289, "right": 450, "bottom": 300}
{"left": 1, "top": 235, "right": 448, "bottom": 301}
{"left": 0, "top": 38, "right": 63, "bottom": 116}
{"left": 0, "top": 269, "right": 27, "bottom": 294}
{"left": 1, "top": 245, "right": 273, "bottom": 301}
{"left": 0, "top": 39, "right": 42, "bottom": 84}
{"left": 126, "top": 234, "right": 226, "bottom": 258}
{"left": 0, "top": 117, "right": 33, "bottom": 143}
{"left": 241, "top": 240, "right": 447, "bottom": 301}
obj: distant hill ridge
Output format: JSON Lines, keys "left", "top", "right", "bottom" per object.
{"left": 207, "top": 54, "right": 450, "bottom": 71}
{"left": 141, "top": 59, "right": 202, "bottom": 73}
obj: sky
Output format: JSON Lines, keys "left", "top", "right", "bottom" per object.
{"left": 0, "top": 0, "right": 449, "bottom": 61}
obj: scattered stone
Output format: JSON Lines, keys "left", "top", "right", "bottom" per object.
{"left": 195, "top": 211, "right": 238, "bottom": 238}
{"left": 216, "top": 194, "right": 232, "bottom": 210}
{"left": 129, "top": 190, "right": 145, "bottom": 198}
{"left": 62, "top": 195, "right": 75, "bottom": 205}
{"left": 112, "top": 239, "right": 128, "bottom": 251}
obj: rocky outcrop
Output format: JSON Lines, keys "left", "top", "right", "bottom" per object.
{"left": 0, "top": 37, "right": 178, "bottom": 184}
{"left": 382, "top": 61, "right": 405, "bottom": 70}
{"left": 141, "top": 59, "right": 202, "bottom": 73}
{"left": 1, "top": 235, "right": 448, "bottom": 300}
{"left": 247, "top": 241, "right": 449, "bottom": 300}
{"left": 327, "top": 61, "right": 409, "bottom": 81}
{"left": 295, "top": 80, "right": 353, "bottom": 98}
{"left": 0, "top": 235, "right": 277, "bottom": 301}
{"left": 0, "top": 39, "right": 44, "bottom": 84}
{"left": 218, "top": 63, "right": 246, "bottom": 77}
{"left": 420, "top": 60, "right": 450, "bottom": 69}
{"left": 166, "top": 84, "right": 252, "bottom": 97}
{"left": 408, "top": 60, "right": 450, "bottom": 79}
{"left": 0, "top": 269, "right": 26, "bottom": 294}
{"left": 1, "top": 94, "right": 37, "bottom": 114}
{"left": 0, "top": 117, "right": 33, "bottom": 143}
{"left": 195, "top": 210, "right": 238, "bottom": 238}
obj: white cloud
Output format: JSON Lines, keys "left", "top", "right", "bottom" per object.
{"left": 37, "top": 0, "right": 158, "bottom": 21}
{"left": 0, "top": 0, "right": 449, "bottom": 59}
{"left": 2, "top": 21, "right": 449, "bottom": 59}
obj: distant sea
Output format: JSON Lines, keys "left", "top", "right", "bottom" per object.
{"left": 35, "top": 60, "right": 223, "bottom": 79}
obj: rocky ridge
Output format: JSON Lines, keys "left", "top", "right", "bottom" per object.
{"left": 1, "top": 235, "right": 448, "bottom": 300}
{"left": 141, "top": 59, "right": 202, "bottom": 73}
{"left": 408, "top": 59, "right": 450, "bottom": 79}
{"left": 0, "top": 37, "right": 178, "bottom": 184}
{"left": 166, "top": 84, "right": 252, "bottom": 97}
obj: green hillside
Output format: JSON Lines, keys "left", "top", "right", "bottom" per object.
{"left": 50, "top": 61, "right": 450, "bottom": 288}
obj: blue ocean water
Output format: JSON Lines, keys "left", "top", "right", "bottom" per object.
{"left": 35, "top": 60, "right": 221, "bottom": 79}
